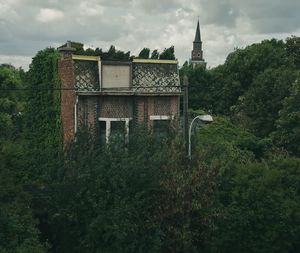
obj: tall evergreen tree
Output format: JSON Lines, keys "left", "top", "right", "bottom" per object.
{"left": 138, "top": 48, "right": 150, "bottom": 59}
{"left": 159, "top": 46, "right": 175, "bottom": 60}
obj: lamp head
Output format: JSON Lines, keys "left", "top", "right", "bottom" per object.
{"left": 198, "top": 115, "right": 213, "bottom": 123}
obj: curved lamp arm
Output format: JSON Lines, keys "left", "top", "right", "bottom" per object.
{"left": 188, "top": 115, "right": 213, "bottom": 160}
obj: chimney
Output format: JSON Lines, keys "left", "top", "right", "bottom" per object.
{"left": 58, "top": 41, "right": 77, "bottom": 146}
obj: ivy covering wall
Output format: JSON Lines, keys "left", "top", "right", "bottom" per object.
{"left": 24, "top": 48, "right": 63, "bottom": 182}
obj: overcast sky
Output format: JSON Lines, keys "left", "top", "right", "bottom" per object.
{"left": 0, "top": 0, "right": 299, "bottom": 70}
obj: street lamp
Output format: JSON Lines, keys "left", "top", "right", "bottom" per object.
{"left": 188, "top": 115, "right": 213, "bottom": 160}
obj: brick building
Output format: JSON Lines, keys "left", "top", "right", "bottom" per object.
{"left": 58, "top": 43, "right": 181, "bottom": 145}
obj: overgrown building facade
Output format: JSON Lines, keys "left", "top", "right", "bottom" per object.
{"left": 58, "top": 44, "right": 181, "bottom": 145}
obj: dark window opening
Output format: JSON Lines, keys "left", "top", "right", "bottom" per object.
{"left": 153, "top": 120, "right": 170, "bottom": 137}
{"left": 99, "top": 121, "right": 106, "bottom": 144}
{"left": 111, "top": 121, "right": 126, "bottom": 141}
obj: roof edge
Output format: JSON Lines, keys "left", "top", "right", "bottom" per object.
{"left": 133, "top": 59, "right": 178, "bottom": 64}
{"left": 72, "top": 55, "right": 100, "bottom": 61}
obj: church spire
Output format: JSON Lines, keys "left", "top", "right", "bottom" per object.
{"left": 190, "top": 19, "right": 206, "bottom": 67}
{"left": 194, "top": 20, "right": 201, "bottom": 42}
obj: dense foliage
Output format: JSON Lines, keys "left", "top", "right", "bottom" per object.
{"left": 137, "top": 46, "right": 176, "bottom": 60}
{"left": 24, "top": 48, "right": 63, "bottom": 182}
{"left": 61, "top": 42, "right": 176, "bottom": 61}
{"left": 0, "top": 64, "right": 46, "bottom": 252}
{"left": 0, "top": 36, "right": 300, "bottom": 252}
{"left": 181, "top": 36, "right": 300, "bottom": 156}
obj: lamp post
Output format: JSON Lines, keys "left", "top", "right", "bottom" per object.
{"left": 188, "top": 115, "right": 213, "bottom": 160}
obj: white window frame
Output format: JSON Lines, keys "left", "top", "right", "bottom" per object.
{"left": 98, "top": 117, "right": 132, "bottom": 143}
{"left": 150, "top": 115, "right": 174, "bottom": 135}
{"left": 149, "top": 115, "right": 174, "bottom": 121}
{"left": 74, "top": 96, "right": 79, "bottom": 133}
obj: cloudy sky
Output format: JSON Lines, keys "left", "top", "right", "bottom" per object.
{"left": 0, "top": 0, "right": 299, "bottom": 70}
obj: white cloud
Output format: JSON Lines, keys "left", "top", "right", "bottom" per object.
{"left": 0, "top": 0, "right": 18, "bottom": 18}
{"left": 36, "top": 8, "right": 64, "bottom": 23}
{"left": 0, "top": 55, "right": 31, "bottom": 70}
{"left": 79, "top": 1, "right": 104, "bottom": 17}
{"left": 122, "top": 13, "right": 136, "bottom": 26}
{"left": 0, "top": 0, "right": 299, "bottom": 69}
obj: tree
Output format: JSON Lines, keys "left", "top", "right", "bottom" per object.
{"left": 180, "top": 63, "right": 213, "bottom": 111}
{"left": 273, "top": 77, "right": 300, "bottom": 156}
{"left": 59, "top": 42, "right": 132, "bottom": 61}
{"left": 38, "top": 127, "right": 218, "bottom": 253}
{"left": 194, "top": 116, "right": 274, "bottom": 161}
{"left": 96, "top": 45, "right": 130, "bottom": 61}
{"left": 210, "top": 157, "right": 300, "bottom": 253}
{"left": 151, "top": 49, "right": 159, "bottom": 59}
{"left": 159, "top": 46, "right": 175, "bottom": 60}
{"left": 0, "top": 64, "right": 24, "bottom": 139}
{"left": 138, "top": 48, "right": 150, "bottom": 59}
{"left": 286, "top": 36, "right": 300, "bottom": 68}
{"left": 232, "top": 67, "right": 298, "bottom": 137}
{"left": 0, "top": 64, "right": 46, "bottom": 252}
{"left": 193, "top": 117, "right": 300, "bottom": 252}
{"left": 0, "top": 146, "right": 47, "bottom": 253}
{"left": 208, "top": 39, "right": 293, "bottom": 114}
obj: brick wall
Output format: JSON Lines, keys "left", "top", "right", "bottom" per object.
{"left": 135, "top": 97, "right": 145, "bottom": 124}
{"left": 72, "top": 94, "right": 180, "bottom": 135}
{"left": 99, "top": 96, "right": 133, "bottom": 118}
{"left": 77, "top": 96, "right": 99, "bottom": 131}
{"left": 147, "top": 97, "right": 155, "bottom": 128}
{"left": 134, "top": 96, "right": 179, "bottom": 128}
{"left": 58, "top": 49, "right": 76, "bottom": 146}
{"left": 170, "top": 96, "right": 179, "bottom": 117}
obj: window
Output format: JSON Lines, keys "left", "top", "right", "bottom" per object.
{"left": 150, "top": 115, "right": 174, "bottom": 136}
{"left": 110, "top": 121, "right": 126, "bottom": 142}
{"left": 98, "top": 117, "right": 131, "bottom": 143}
{"left": 99, "top": 121, "right": 106, "bottom": 144}
{"left": 153, "top": 120, "right": 170, "bottom": 135}
{"left": 102, "top": 64, "right": 131, "bottom": 89}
